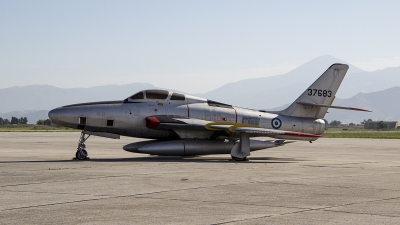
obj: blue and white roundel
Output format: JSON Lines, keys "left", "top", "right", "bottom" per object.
{"left": 271, "top": 118, "right": 282, "bottom": 129}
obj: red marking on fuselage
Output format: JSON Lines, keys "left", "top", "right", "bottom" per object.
{"left": 145, "top": 116, "right": 160, "bottom": 129}
{"left": 282, "top": 131, "right": 321, "bottom": 138}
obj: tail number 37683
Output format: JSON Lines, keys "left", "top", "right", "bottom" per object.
{"left": 307, "top": 89, "right": 332, "bottom": 97}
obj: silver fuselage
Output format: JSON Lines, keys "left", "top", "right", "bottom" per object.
{"left": 49, "top": 93, "right": 325, "bottom": 141}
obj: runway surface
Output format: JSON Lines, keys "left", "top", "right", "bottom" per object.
{"left": 1, "top": 132, "right": 400, "bottom": 224}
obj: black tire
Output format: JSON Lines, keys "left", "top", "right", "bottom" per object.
{"left": 76, "top": 150, "right": 87, "bottom": 160}
{"left": 231, "top": 156, "right": 247, "bottom": 161}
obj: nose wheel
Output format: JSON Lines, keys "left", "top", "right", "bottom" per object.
{"left": 76, "top": 132, "right": 90, "bottom": 160}
{"left": 76, "top": 149, "right": 88, "bottom": 160}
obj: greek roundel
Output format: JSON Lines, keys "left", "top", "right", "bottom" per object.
{"left": 271, "top": 118, "right": 282, "bottom": 129}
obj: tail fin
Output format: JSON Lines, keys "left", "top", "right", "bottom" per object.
{"left": 279, "top": 63, "right": 349, "bottom": 119}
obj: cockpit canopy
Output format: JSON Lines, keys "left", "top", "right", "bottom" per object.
{"left": 130, "top": 90, "right": 168, "bottom": 100}
{"left": 128, "top": 90, "right": 186, "bottom": 101}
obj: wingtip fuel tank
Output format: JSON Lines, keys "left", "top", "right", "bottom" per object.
{"left": 123, "top": 139, "right": 286, "bottom": 156}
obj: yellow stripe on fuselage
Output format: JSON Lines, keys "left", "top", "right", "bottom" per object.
{"left": 205, "top": 122, "right": 260, "bottom": 131}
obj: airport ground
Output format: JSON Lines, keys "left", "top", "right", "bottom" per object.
{"left": 1, "top": 133, "right": 400, "bottom": 224}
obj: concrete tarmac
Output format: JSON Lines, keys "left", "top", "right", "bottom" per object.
{"left": 1, "top": 132, "right": 400, "bottom": 224}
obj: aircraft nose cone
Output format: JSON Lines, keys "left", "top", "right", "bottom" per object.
{"left": 48, "top": 108, "right": 59, "bottom": 123}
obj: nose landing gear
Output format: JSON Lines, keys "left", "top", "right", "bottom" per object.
{"left": 76, "top": 149, "right": 88, "bottom": 160}
{"left": 76, "top": 132, "right": 90, "bottom": 160}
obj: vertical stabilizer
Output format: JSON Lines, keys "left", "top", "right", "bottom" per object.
{"left": 279, "top": 64, "right": 349, "bottom": 119}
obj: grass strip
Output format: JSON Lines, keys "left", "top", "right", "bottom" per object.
{"left": 323, "top": 127, "right": 400, "bottom": 139}
{"left": 0, "top": 125, "right": 78, "bottom": 132}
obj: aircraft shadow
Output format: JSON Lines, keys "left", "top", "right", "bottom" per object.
{"left": 0, "top": 156, "right": 301, "bottom": 164}
{"left": 88, "top": 156, "right": 298, "bottom": 163}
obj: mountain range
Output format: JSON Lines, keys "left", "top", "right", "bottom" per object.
{"left": 1, "top": 55, "right": 399, "bottom": 124}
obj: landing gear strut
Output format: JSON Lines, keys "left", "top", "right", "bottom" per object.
{"left": 76, "top": 132, "right": 90, "bottom": 160}
{"left": 230, "top": 133, "right": 250, "bottom": 162}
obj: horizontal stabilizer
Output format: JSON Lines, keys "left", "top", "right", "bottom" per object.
{"left": 296, "top": 102, "right": 372, "bottom": 112}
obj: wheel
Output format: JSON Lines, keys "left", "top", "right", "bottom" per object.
{"left": 231, "top": 156, "right": 247, "bottom": 161}
{"left": 76, "top": 149, "right": 87, "bottom": 160}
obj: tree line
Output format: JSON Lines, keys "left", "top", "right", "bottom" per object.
{"left": 326, "top": 119, "right": 393, "bottom": 130}
{"left": 0, "top": 117, "right": 54, "bottom": 126}
{"left": 36, "top": 119, "right": 52, "bottom": 126}
{"left": 0, "top": 117, "right": 28, "bottom": 125}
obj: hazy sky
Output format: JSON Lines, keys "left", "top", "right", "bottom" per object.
{"left": 1, "top": 0, "right": 400, "bottom": 93}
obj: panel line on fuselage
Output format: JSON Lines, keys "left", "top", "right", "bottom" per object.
{"left": 233, "top": 108, "right": 238, "bottom": 123}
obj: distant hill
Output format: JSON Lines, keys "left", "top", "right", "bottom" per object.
{"left": 338, "top": 67, "right": 400, "bottom": 98}
{"left": 0, "top": 83, "right": 155, "bottom": 112}
{"left": 198, "top": 55, "right": 400, "bottom": 109}
{"left": 324, "top": 86, "right": 400, "bottom": 124}
{"left": 197, "top": 55, "right": 367, "bottom": 109}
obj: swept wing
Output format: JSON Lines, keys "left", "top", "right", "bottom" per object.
{"left": 146, "top": 116, "right": 321, "bottom": 140}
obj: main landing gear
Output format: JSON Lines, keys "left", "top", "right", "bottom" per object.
{"left": 230, "top": 133, "right": 250, "bottom": 162}
{"left": 76, "top": 132, "right": 90, "bottom": 160}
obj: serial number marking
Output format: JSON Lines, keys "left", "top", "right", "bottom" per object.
{"left": 307, "top": 89, "right": 332, "bottom": 97}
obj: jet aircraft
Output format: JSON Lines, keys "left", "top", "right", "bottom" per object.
{"left": 48, "top": 64, "right": 370, "bottom": 161}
